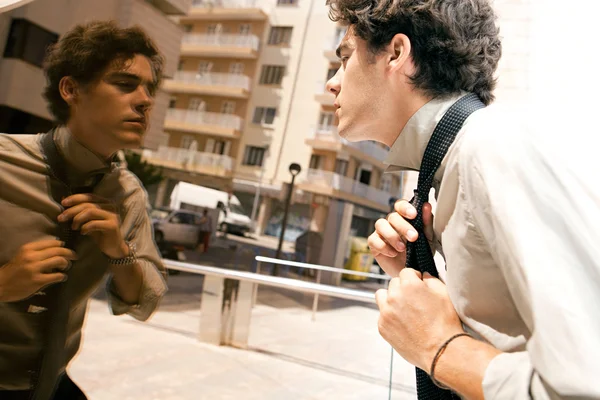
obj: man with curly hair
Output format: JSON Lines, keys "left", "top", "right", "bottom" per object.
{"left": 0, "top": 21, "right": 167, "bottom": 399}
{"left": 326, "top": 0, "right": 600, "bottom": 399}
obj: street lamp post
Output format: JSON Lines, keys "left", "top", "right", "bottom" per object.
{"left": 273, "top": 163, "right": 302, "bottom": 274}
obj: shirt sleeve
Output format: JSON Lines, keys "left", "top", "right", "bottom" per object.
{"left": 460, "top": 129, "right": 600, "bottom": 399}
{"left": 106, "top": 186, "right": 168, "bottom": 322}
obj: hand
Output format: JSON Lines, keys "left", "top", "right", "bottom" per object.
{"left": 0, "top": 240, "right": 76, "bottom": 302}
{"left": 375, "top": 268, "right": 464, "bottom": 372}
{"left": 368, "top": 200, "right": 434, "bottom": 277}
{"left": 58, "top": 194, "right": 129, "bottom": 259}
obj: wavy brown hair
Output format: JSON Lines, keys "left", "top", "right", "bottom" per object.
{"left": 43, "top": 20, "right": 164, "bottom": 124}
{"left": 327, "top": 0, "right": 502, "bottom": 105}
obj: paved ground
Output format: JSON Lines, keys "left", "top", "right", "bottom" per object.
{"left": 67, "top": 235, "right": 417, "bottom": 399}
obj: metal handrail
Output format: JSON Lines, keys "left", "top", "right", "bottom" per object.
{"left": 255, "top": 255, "right": 390, "bottom": 281}
{"left": 163, "top": 259, "right": 376, "bottom": 304}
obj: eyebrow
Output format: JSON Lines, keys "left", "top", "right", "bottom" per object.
{"left": 335, "top": 41, "right": 352, "bottom": 59}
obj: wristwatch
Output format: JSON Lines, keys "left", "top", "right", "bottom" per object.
{"left": 108, "top": 241, "right": 137, "bottom": 266}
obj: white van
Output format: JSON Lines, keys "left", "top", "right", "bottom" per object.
{"left": 169, "top": 182, "right": 252, "bottom": 236}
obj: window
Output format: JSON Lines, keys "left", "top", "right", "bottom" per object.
{"left": 277, "top": 0, "right": 298, "bottom": 5}
{"left": 198, "top": 60, "right": 213, "bottom": 74}
{"left": 309, "top": 154, "right": 322, "bottom": 170}
{"left": 252, "top": 107, "right": 276, "bottom": 125}
{"left": 182, "top": 24, "right": 193, "bottom": 33}
{"left": 181, "top": 135, "right": 194, "bottom": 149}
{"left": 318, "top": 112, "right": 335, "bottom": 130}
{"left": 3, "top": 19, "right": 59, "bottom": 68}
{"left": 268, "top": 26, "right": 293, "bottom": 45}
{"left": 243, "top": 146, "right": 266, "bottom": 167}
{"left": 205, "top": 138, "right": 229, "bottom": 155}
{"left": 207, "top": 24, "right": 222, "bottom": 35}
{"left": 259, "top": 65, "right": 285, "bottom": 85}
{"left": 189, "top": 97, "right": 206, "bottom": 111}
{"left": 171, "top": 212, "right": 195, "bottom": 225}
{"left": 239, "top": 24, "right": 251, "bottom": 35}
{"left": 380, "top": 175, "right": 392, "bottom": 192}
{"left": 169, "top": 97, "right": 177, "bottom": 108}
{"left": 326, "top": 67, "right": 337, "bottom": 81}
{"left": 335, "top": 159, "right": 349, "bottom": 176}
{"left": 221, "top": 101, "right": 236, "bottom": 114}
{"left": 229, "top": 62, "right": 244, "bottom": 75}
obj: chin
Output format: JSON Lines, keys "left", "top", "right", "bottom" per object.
{"left": 118, "top": 132, "right": 144, "bottom": 149}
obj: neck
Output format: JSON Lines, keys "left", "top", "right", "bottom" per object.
{"left": 383, "top": 90, "right": 432, "bottom": 148}
{"left": 66, "top": 120, "right": 114, "bottom": 160}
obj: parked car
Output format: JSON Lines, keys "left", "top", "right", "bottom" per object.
{"left": 150, "top": 208, "right": 204, "bottom": 251}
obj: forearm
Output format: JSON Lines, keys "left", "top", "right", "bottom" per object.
{"left": 109, "top": 261, "right": 144, "bottom": 305}
{"left": 428, "top": 335, "right": 502, "bottom": 400}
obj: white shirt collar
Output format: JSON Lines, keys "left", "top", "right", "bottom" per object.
{"left": 384, "top": 92, "right": 468, "bottom": 174}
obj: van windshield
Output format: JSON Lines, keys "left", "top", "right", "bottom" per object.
{"left": 228, "top": 203, "right": 246, "bottom": 215}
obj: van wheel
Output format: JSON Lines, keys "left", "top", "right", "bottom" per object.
{"left": 220, "top": 223, "right": 228, "bottom": 233}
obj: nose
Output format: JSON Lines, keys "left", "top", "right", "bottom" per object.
{"left": 135, "top": 85, "right": 154, "bottom": 114}
{"left": 326, "top": 67, "right": 341, "bottom": 96}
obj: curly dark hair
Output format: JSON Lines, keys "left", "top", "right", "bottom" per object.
{"left": 43, "top": 20, "right": 165, "bottom": 124}
{"left": 327, "top": 0, "right": 502, "bottom": 105}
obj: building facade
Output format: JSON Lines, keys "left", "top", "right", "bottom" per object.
{"left": 147, "top": 0, "right": 403, "bottom": 254}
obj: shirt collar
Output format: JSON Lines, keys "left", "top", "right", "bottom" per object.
{"left": 384, "top": 92, "right": 467, "bottom": 174}
{"left": 53, "top": 126, "right": 113, "bottom": 182}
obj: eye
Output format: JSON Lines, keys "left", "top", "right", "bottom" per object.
{"left": 116, "top": 81, "right": 137, "bottom": 92}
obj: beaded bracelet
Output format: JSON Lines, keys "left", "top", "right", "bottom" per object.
{"left": 430, "top": 332, "right": 473, "bottom": 389}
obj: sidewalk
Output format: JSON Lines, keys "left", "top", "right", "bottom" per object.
{"left": 70, "top": 272, "right": 417, "bottom": 399}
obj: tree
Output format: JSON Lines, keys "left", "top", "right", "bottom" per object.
{"left": 124, "top": 151, "right": 164, "bottom": 188}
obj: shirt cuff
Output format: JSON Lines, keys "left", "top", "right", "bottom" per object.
{"left": 482, "top": 352, "right": 552, "bottom": 400}
{"left": 106, "top": 259, "right": 167, "bottom": 321}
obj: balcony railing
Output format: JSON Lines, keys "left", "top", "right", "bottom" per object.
{"left": 143, "top": 146, "right": 234, "bottom": 172}
{"left": 192, "top": 0, "right": 257, "bottom": 7}
{"left": 182, "top": 33, "right": 260, "bottom": 51}
{"left": 171, "top": 71, "right": 251, "bottom": 91}
{"left": 305, "top": 169, "right": 391, "bottom": 206}
{"left": 166, "top": 109, "right": 243, "bottom": 131}
{"left": 312, "top": 127, "right": 389, "bottom": 162}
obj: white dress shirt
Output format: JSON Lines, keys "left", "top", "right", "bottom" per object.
{"left": 384, "top": 93, "right": 600, "bottom": 399}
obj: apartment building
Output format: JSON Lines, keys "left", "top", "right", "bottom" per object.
{"left": 0, "top": 0, "right": 189, "bottom": 151}
{"left": 146, "top": 0, "right": 403, "bottom": 262}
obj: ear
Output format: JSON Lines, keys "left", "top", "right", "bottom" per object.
{"left": 386, "top": 33, "right": 412, "bottom": 73}
{"left": 58, "top": 76, "right": 80, "bottom": 107}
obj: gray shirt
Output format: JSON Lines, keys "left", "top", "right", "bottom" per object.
{"left": 385, "top": 94, "right": 600, "bottom": 399}
{"left": 0, "top": 127, "right": 167, "bottom": 393}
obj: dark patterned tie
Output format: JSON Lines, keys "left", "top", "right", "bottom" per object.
{"left": 405, "top": 93, "right": 485, "bottom": 399}
{"left": 30, "top": 130, "right": 105, "bottom": 400}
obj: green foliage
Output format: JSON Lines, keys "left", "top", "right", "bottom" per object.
{"left": 124, "top": 151, "right": 164, "bottom": 188}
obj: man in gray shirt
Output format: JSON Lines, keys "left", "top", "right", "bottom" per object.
{"left": 325, "top": 0, "right": 600, "bottom": 398}
{"left": 0, "top": 21, "right": 167, "bottom": 399}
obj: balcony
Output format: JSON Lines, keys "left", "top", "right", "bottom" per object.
{"left": 181, "top": 33, "right": 260, "bottom": 59}
{"left": 164, "top": 109, "right": 243, "bottom": 138}
{"left": 307, "top": 127, "right": 389, "bottom": 166}
{"left": 314, "top": 81, "right": 335, "bottom": 106}
{"left": 164, "top": 71, "right": 251, "bottom": 99}
{"left": 300, "top": 169, "right": 392, "bottom": 211}
{"left": 143, "top": 146, "right": 233, "bottom": 177}
{"left": 184, "top": 0, "right": 268, "bottom": 20}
